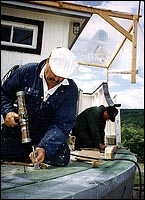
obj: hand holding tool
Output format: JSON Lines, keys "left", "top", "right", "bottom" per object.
{"left": 32, "top": 145, "right": 40, "bottom": 170}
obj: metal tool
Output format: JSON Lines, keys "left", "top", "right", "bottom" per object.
{"left": 16, "top": 91, "right": 32, "bottom": 143}
{"left": 32, "top": 145, "right": 40, "bottom": 170}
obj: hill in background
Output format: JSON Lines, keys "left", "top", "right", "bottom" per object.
{"left": 120, "top": 108, "right": 144, "bottom": 163}
{"left": 120, "top": 109, "right": 144, "bottom": 128}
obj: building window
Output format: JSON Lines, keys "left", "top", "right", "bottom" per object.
{"left": 1, "top": 15, "right": 44, "bottom": 54}
{"left": 12, "top": 27, "right": 33, "bottom": 45}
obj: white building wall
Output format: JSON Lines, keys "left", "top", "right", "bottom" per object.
{"left": 1, "top": 7, "right": 70, "bottom": 79}
{"left": 79, "top": 85, "right": 110, "bottom": 113}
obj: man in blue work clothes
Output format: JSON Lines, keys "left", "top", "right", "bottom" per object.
{"left": 1, "top": 47, "right": 78, "bottom": 167}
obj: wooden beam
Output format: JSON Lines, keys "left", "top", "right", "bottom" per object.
{"left": 105, "top": 145, "right": 117, "bottom": 159}
{"left": 57, "top": 1, "right": 63, "bottom": 8}
{"left": 1, "top": 161, "right": 33, "bottom": 167}
{"left": 25, "top": 1, "right": 139, "bottom": 20}
{"left": 108, "top": 70, "right": 138, "bottom": 74}
{"left": 24, "top": 0, "right": 139, "bottom": 84}
{"left": 70, "top": 149, "right": 102, "bottom": 167}
{"left": 107, "top": 23, "right": 133, "bottom": 69}
{"left": 78, "top": 62, "right": 107, "bottom": 68}
{"left": 1, "top": 161, "right": 49, "bottom": 169}
{"left": 98, "top": 12, "right": 132, "bottom": 41}
{"left": 131, "top": 16, "right": 138, "bottom": 83}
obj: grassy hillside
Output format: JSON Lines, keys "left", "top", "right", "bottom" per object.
{"left": 120, "top": 109, "right": 144, "bottom": 128}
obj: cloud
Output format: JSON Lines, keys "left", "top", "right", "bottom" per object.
{"left": 112, "top": 86, "right": 144, "bottom": 109}
{"left": 78, "top": 65, "right": 92, "bottom": 73}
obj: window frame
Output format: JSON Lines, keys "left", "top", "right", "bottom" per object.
{"left": 1, "top": 15, "right": 44, "bottom": 54}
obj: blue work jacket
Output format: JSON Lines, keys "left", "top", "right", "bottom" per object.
{"left": 1, "top": 59, "right": 78, "bottom": 158}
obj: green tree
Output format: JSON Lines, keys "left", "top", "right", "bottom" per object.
{"left": 120, "top": 109, "right": 144, "bottom": 163}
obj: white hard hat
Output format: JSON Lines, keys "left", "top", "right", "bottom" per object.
{"left": 49, "top": 47, "right": 78, "bottom": 78}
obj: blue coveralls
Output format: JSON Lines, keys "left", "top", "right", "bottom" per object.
{"left": 1, "top": 59, "right": 78, "bottom": 166}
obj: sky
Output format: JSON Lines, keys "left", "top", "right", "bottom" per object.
{"left": 69, "top": 1, "right": 144, "bottom": 109}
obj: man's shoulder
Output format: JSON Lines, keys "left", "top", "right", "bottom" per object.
{"left": 21, "top": 62, "right": 38, "bottom": 70}
{"left": 20, "top": 59, "right": 46, "bottom": 73}
{"left": 85, "top": 106, "right": 102, "bottom": 115}
{"left": 21, "top": 59, "right": 45, "bottom": 68}
{"left": 87, "top": 106, "right": 99, "bottom": 111}
{"left": 68, "top": 79, "right": 78, "bottom": 90}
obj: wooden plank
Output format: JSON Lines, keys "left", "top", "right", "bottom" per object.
{"left": 71, "top": 149, "right": 102, "bottom": 168}
{"left": 27, "top": 1, "right": 137, "bottom": 20}
{"left": 105, "top": 145, "right": 117, "bottom": 159}
{"left": 68, "top": 135, "right": 76, "bottom": 151}
{"left": 131, "top": 16, "right": 138, "bottom": 83}
{"left": 1, "top": 161, "right": 33, "bottom": 167}
{"left": 77, "top": 149, "right": 101, "bottom": 159}
{"left": 1, "top": 161, "right": 49, "bottom": 169}
{"left": 98, "top": 12, "right": 132, "bottom": 41}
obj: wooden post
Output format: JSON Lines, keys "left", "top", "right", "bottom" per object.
{"left": 131, "top": 16, "right": 138, "bottom": 83}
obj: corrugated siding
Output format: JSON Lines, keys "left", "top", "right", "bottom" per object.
{"left": 1, "top": 6, "right": 70, "bottom": 78}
